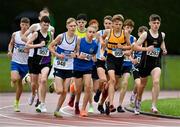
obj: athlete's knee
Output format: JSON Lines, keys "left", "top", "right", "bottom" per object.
{"left": 99, "top": 78, "right": 107, "bottom": 83}
{"left": 122, "top": 79, "right": 128, "bottom": 86}
{"left": 153, "top": 79, "right": 160, "bottom": 86}
{"left": 11, "top": 77, "right": 20, "bottom": 83}
{"left": 56, "top": 89, "right": 63, "bottom": 95}
{"left": 41, "top": 78, "right": 47, "bottom": 85}
{"left": 108, "top": 78, "right": 116, "bottom": 85}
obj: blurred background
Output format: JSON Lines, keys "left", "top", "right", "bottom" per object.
{"left": 0, "top": 0, "right": 180, "bottom": 92}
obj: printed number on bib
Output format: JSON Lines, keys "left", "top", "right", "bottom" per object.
{"left": 37, "top": 47, "right": 49, "bottom": 56}
{"left": 146, "top": 48, "right": 160, "bottom": 57}
{"left": 17, "top": 45, "right": 25, "bottom": 53}
{"left": 136, "top": 57, "right": 141, "bottom": 63}
{"left": 112, "top": 48, "right": 123, "bottom": 57}
{"left": 81, "top": 52, "right": 92, "bottom": 61}
{"left": 57, "top": 58, "right": 66, "bottom": 66}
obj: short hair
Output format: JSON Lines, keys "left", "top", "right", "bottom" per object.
{"left": 112, "top": 14, "right": 124, "bottom": 22}
{"left": 138, "top": 26, "right": 148, "bottom": 33}
{"left": 87, "top": 25, "right": 96, "bottom": 31}
{"left": 76, "top": 13, "right": 87, "bottom": 21}
{"left": 20, "top": 17, "right": 30, "bottom": 24}
{"left": 103, "top": 15, "right": 112, "bottom": 21}
{"left": 40, "top": 16, "right": 50, "bottom": 23}
{"left": 123, "top": 19, "right": 135, "bottom": 27}
{"left": 66, "top": 17, "right": 76, "bottom": 25}
{"left": 42, "top": 7, "right": 49, "bottom": 12}
{"left": 149, "top": 14, "right": 161, "bottom": 22}
{"left": 39, "top": 8, "right": 49, "bottom": 17}
{"left": 88, "top": 19, "right": 99, "bottom": 26}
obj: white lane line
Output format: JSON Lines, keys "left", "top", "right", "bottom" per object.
{"left": 0, "top": 103, "right": 178, "bottom": 127}
{"left": 61, "top": 105, "right": 174, "bottom": 127}
{"left": 0, "top": 121, "right": 38, "bottom": 126}
{"left": 0, "top": 104, "right": 27, "bottom": 110}
{"left": 0, "top": 104, "right": 76, "bottom": 127}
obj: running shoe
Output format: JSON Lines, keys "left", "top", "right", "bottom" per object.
{"left": 88, "top": 104, "right": 94, "bottom": 113}
{"left": 13, "top": 100, "right": 20, "bottom": 112}
{"left": 117, "top": 105, "right": 125, "bottom": 113}
{"left": 36, "top": 103, "right": 47, "bottom": 113}
{"left": 28, "top": 95, "right": 35, "bottom": 105}
{"left": 151, "top": 106, "right": 158, "bottom": 114}
{"left": 109, "top": 105, "right": 116, "bottom": 112}
{"left": 97, "top": 104, "right": 105, "bottom": 114}
{"left": 80, "top": 110, "right": 88, "bottom": 117}
{"left": 54, "top": 111, "right": 63, "bottom": 118}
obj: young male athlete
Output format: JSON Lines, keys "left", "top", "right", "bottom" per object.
{"left": 133, "top": 14, "right": 167, "bottom": 114}
{"left": 7, "top": 17, "right": 30, "bottom": 112}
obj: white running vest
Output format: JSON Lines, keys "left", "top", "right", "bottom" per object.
{"left": 54, "top": 33, "right": 77, "bottom": 70}
{"left": 12, "top": 31, "right": 29, "bottom": 64}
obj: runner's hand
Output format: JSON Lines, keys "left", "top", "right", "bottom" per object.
{"left": 146, "top": 45, "right": 154, "bottom": 51}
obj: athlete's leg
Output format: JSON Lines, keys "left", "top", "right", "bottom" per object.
{"left": 11, "top": 71, "right": 22, "bottom": 112}
{"left": 119, "top": 72, "right": 130, "bottom": 106}
{"left": 117, "top": 72, "right": 130, "bottom": 112}
{"left": 80, "top": 74, "right": 91, "bottom": 116}
{"left": 39, "top": 67, "right": 50, "bottom": 103}
{"left": 151, "top": 67, "right": 161, "bottom": 113}
{"left": 74, "top": 77, "right": 83, "bottom": 114}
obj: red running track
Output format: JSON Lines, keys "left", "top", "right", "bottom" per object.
{"left": 0, "top": 91, "right": 180, "bottom": 127}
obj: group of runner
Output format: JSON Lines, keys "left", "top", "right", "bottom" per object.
{"left": 7, "top": 8, "right": 167, "bottom": 117}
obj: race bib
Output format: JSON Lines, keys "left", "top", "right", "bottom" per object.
{"left": 146, "top": 48, "right": 160, "bottom": 57}
{"left": 37, "top": 47, "right": 49, "bottom": 56}
{"left": 136, "top": 57, "right": 141, "bottom": 63}
{"left": 56, "top": 58, "right": 66, "bottom": 66}
{"left": 17, "top": 45, "right": 25, "bottom": 53}
{"left": 112, "top": 48, "right": 123, "bottom": 57}
{"left": 81, "top": 52, "right": 92, "bottom": 61}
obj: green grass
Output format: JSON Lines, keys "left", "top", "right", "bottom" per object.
{"left": 141, "top": 98, "right": 180, "bottom": 117}
{"left": 0, "top": 54, "right": 11, "bottom": 92}
{"left": 1, "top": 54, "right": 180, "bottom": 92}
{"left": 0, "top": 54, "right": 30, "bottom": 92}
{"left": 128, "top": 55, "right": 180, "bottom": 90}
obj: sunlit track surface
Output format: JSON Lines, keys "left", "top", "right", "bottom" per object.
{"left": 0, "top": 92, "right": 180, "bottom": 127}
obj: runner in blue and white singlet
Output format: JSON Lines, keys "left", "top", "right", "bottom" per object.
{"left": 7, "top": 17, "right": 30, "bottom": 112}
{"left": 48, "top": 18, "right": 78, "bottom": 117}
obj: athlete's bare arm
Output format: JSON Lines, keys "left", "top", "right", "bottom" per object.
{"left": 121, "top": 30, "right": 131, "bottom": 50}
{"left": 25, "top": 32, "right": 45, "bottom": 49}
{"left": 22, "top": 24, "right": 38, "bottom": 42}
{"left": 160, "top": 32, "right": 167, "bottom": 55}
{"left": 100, "top": 29, "right": 110, "bottom": 48}
{"left": 48, "top": 34, "right": 63, "bottom": 58}
{"left": 132, "top": 32, "right": 154, "bottom": 52}
{"left": 7, "top": 33, "right": 15, "bottom": 58}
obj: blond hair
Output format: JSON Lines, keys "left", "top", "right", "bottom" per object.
{"left": 66, "top": 17, "right": 76, "bottom": 25}
{"left": 112, "top": 14, "right": 124, "bottom": 22}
